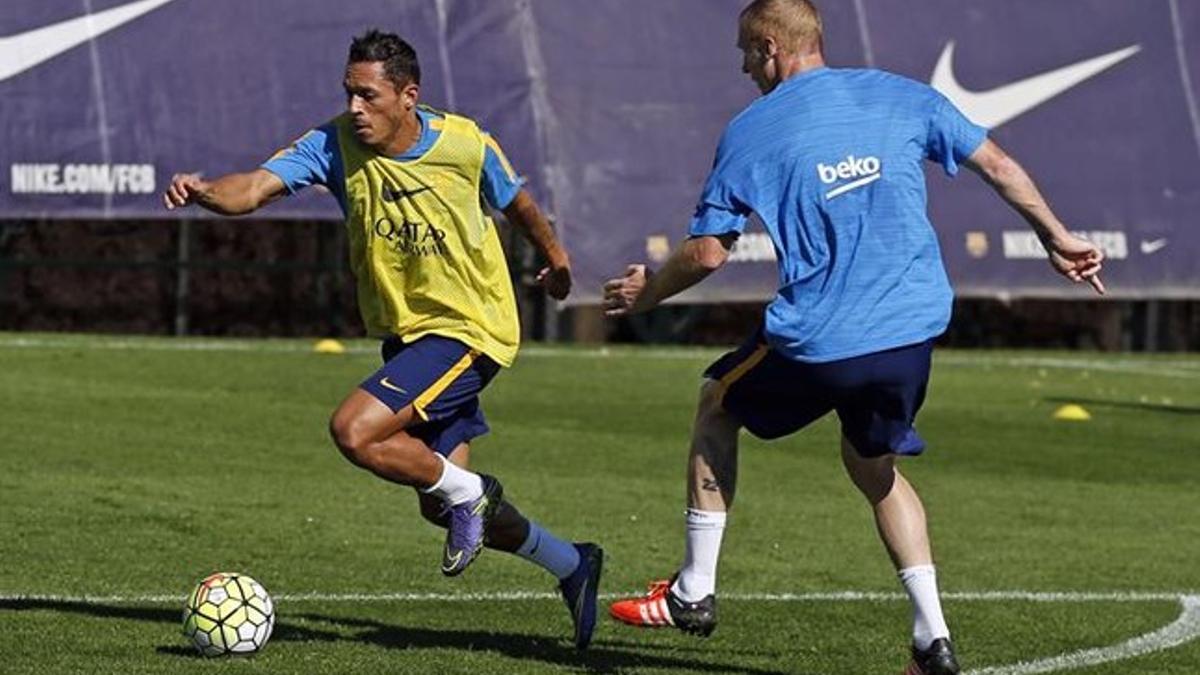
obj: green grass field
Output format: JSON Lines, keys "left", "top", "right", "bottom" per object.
{"left": 1, "top": 333, "right": 1198, "bottom": 674}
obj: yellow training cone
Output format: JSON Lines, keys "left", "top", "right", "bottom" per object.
{"left": 1053, "top": 404, "right": 1091, "bottom": 421}
{"left": 313, "top": 338, "right": 346, "bottom": 354}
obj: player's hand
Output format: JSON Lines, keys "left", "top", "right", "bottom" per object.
{"left": 1047, "top": 233, "right": 1105, "bottom": 295}
{"left": 602, "top": 264, "right": 650, "bottom": 316}
{"left": 537, "top": 260, "right": 572, "bottom": 300}
{"left": 163, "top": 173, "right": 208, "bottom": 210}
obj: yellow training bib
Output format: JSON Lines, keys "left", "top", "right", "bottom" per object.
{"left": 336, "top": 111, "right": 519, "bottom": 366}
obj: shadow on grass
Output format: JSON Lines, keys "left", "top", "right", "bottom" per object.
{"left": 1044, "top": 396, "right": 1200, "bottom": 416}
{"left": 291, "top": 611, "right": 788, "bottom": 674}
{"left": 0, "top": 599, "right": 787, "bottom": 674}
{"left": 0, "top": 598, "right": 343, "bottom": 646}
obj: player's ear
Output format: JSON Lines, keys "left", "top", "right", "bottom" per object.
{"left": 400, "top": 81, "right": 420, "bottom": 111}
{"left": 761, "top": 35, "right": 779, "bottom": 60}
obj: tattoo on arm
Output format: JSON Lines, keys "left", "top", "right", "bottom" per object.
{"left": 701, "top": 477, "right": 721, "bottom": 493}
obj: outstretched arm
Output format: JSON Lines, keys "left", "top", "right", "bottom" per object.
{"left": 163, "top": 169, "right": 287, "bottom": 217}
{"left": 602, "top": 234, "right": 735, "bottom": 316}
{"left": 965, "top": 139, "right": 1105, "bottom": 294}
{"left": 502, "top": 189, "right": 572, "bottom": 300}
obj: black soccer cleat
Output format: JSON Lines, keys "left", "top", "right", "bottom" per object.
{"left": 904, "top": 637, "right": 961, "bottom": 675}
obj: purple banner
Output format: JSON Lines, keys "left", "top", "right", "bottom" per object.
{"left": 2, "top": 1, "right": 1197, "bottom": 300}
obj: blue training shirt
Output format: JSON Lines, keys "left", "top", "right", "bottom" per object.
{"left": 690, "top": 67, "right": 987, "bottom": 362}
{"left": 261, "top": 106, "right": 525, "bottom": 216}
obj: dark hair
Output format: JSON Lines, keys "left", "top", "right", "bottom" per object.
{"left": 348, "top": 29, "right": 421, "bottom": 87}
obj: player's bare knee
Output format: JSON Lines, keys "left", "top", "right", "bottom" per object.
{"left": 841, "top": 439, "right": 896, "bottom": 502}
{"left": 696, "top": 379, "right": 735, "bottom": 427}
{"left": 698, "top": 378, "right": 724, "bottom": 408}
{"left": 328, "top": 412, "right": 373, "bottom": 468}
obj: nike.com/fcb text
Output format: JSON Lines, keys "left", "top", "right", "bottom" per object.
{"left": 10, "top": 163, "right": 156, "bottom": 195}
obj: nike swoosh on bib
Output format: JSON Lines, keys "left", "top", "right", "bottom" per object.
{"left": 0, "top": 0, "right": 178, "bottom": 83}
{"left": 382, "top": 185, "right": 433, "bottom": 202}
{"left": 930, "top": 41, "right": 1141, "bottom": 129}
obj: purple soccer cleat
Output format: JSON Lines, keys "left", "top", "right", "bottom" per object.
{"left": 440, "top": 474, "right": 503, "bottom": 577}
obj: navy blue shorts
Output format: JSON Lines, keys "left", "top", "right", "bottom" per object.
{"left": 704, "top": 332, "right": 933, "bottom": 458}
{"left": 359, "top": 335, "right": 501, "bottom": 457}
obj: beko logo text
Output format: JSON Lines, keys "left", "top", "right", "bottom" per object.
{"left": 817, "top": 155, "right": 882, "bottom": 200}
{"left": 817, "top": 155, "right": 881, "bottom": 184}
{"left": 10, "top": 163, "right": 156, "bottom": 195}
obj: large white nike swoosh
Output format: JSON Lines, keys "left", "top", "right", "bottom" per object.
{"left": 1140, "top": 238, "right": 1168, "bottom": 255}
{"left": 930, "top": 41, "right": 1141, "bottom": 129}
{"left": 0, "top": 0, "right": 178, "bottom": 83}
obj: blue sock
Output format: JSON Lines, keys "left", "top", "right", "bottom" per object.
{"left": 515, "top": 521, "right": 580, "bottom": 580}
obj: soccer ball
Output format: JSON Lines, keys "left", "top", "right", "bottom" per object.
{"left": 181, "top": 572, "right": 275, "bottom": 656}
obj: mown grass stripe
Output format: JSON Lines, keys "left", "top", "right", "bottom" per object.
{"left": 0, "top": 334, "right": 1197, "bottom": 379}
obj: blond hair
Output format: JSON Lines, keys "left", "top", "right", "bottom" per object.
{"left": 740, "top": 0, "right": 823, "bottom": 55}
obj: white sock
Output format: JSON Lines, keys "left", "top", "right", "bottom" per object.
{"left": 420, "top": 455, "right": 482, "bottom": 506}
{"left": 671, "top": 508, "right": 727, "bottom": 602}
{"left": 899, "top": 564, "right": 950, "bottom": 650}
{"left": 515, "top": 521, "right": 580, "bottom": 580}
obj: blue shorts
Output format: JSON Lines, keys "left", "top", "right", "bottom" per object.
{"left": 359, "top": 335, "right": 501, "bottom": 456}
{"left": 705, "top": 331, "right": 932, "bottom": 458}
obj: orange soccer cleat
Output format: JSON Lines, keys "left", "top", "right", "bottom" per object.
{"left": 608, "top": 578, "right": 717, "bottom": 637}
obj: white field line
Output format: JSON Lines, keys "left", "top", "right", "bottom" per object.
{"left": 1, "top": 589, "right": 1193, "bottom": 605}
{"left": 965, "top": 595, "right": 1200, "bottom": 675}
{"left": 0, "top": 335, "right": 1197, "bottom": 379}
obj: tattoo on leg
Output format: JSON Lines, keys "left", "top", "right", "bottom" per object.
{"left": 701, "top": 477, "right": 721, "bottom": 492}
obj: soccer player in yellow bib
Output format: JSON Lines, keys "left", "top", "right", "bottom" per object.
{"left": 163, "top": 30, "right": 603, "bottom": 649}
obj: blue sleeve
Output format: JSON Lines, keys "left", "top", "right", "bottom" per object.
{"left": 688, "top": 203, "right": 749, "bottom": 237}
{"left": 687, "top": 129, "right": 751, "bottom": 237}
{"left": 480, "top": 133, "right": 525, "bottom": 209}
{"left": 925, "top": 94, "right": 987, "bottom": 176}
{"left": 261, "top": 124, "right": 338, "bottom": 193}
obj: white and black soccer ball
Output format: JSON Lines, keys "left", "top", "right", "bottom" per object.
{"left": 181, "top": 572, "right": 275, "bottom": 657}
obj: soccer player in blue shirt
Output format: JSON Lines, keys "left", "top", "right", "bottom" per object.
{"left": 604, "top": 1, "right": 1104, "bottom": 673}
{"left": 164, "top": 30, "right": 602, "bottom": 650}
